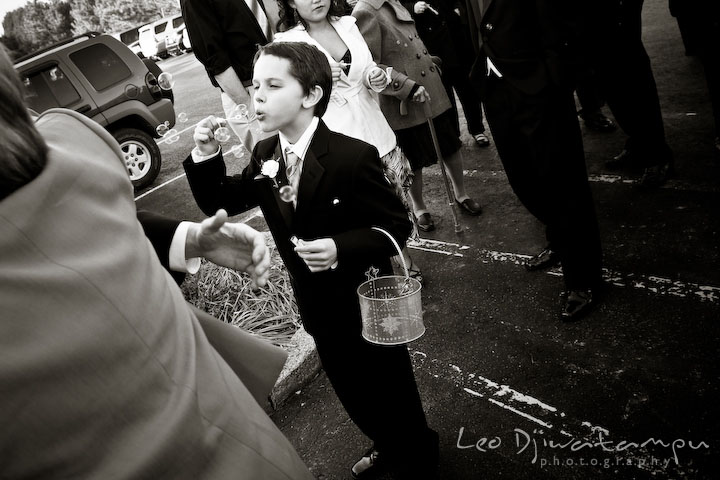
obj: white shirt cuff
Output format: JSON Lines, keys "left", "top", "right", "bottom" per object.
{"left": 169, "top": 221, "right": 201, "bottom": 274}
{"left": 191, "top": 145, "right": 221, "bottom": 163}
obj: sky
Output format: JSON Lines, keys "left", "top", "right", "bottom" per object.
{"left": 1, "top": 0, "right": 31, "bottom": 36}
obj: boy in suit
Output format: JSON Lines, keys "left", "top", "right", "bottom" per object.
{"left": 184, "top": 42, "right": 439, "bottom": 479}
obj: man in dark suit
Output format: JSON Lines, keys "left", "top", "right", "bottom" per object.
{"left": 465, "top": 0, "right": 603, "bottom": 321}
{"left": 586, "top": 0, "right": 674, "bottom": 187}
{"left": 184, "top": 42, "right": 438, "bottom": 479}
{"left": 181, "top": 0, "right": 280, "bottom": 150}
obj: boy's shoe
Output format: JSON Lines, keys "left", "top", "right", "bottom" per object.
{"left": 351, "top": 448, "right": 387, "bottom": 479}
{"left": 473, "top": 133, "right": 490, "bottom": 147}
{"left": 416, "top": 213, "right": 435, "bottom": 232}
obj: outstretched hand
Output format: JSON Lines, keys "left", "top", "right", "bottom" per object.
{"left": 187, "top": 209, "right": 271, "bottom": 288}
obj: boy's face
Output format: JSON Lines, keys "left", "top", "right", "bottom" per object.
{"left": 252, "top": 54, "right": 309, "bottom": 134}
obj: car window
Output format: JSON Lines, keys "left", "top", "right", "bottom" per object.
{"left": 172, "top": 17, "right": 184, "bottom": 28}
{"left": 22, "top": 65, "right": 81, "bottom": 112}
{"left": 120, "top": 29, "right": 139, "bottom": 45}
{"left": 154, "top": 22, "right": 167, "bottom": 35}
{"left": 70, "top": 43, "right": 131, "bottom": 91}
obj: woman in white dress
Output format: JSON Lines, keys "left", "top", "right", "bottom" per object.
{"left": 275, "top": 0, "right": 422, "bottom": 281}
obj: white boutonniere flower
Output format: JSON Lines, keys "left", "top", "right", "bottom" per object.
{"left": 254, "top": 158, "right": 281, "bottom": 188}
{"left": 261, "top": 159, "right": 280, "bottom": 179}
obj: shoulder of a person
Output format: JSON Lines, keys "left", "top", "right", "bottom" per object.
{"left": 333, "top": 15, "right": 357, "bottom": 30}
{"left": 274, "top": 25, "right": 308, "bottom": 40}
{"left": 353, "top": 0, "right": 386, "bottom": 13}
{"left": 37, "top": 108, "right": 123, "bottom": 158}
{"left": 326, "top": 131, "right": 377, "bottom": 164}
{"left": 254, "top": 135, "right": 280, "bottom": 159}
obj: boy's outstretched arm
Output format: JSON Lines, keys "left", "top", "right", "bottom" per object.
{"left": 183, "top": 116, "right": 260, "bottom": 217}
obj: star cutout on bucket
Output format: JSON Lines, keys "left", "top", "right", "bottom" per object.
{"left": 380, "top": 316, "right": 403, "bottom": 335}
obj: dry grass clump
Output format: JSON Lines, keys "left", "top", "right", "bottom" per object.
{"left": 182, "top": 244, "right": 301, "bottom": 349}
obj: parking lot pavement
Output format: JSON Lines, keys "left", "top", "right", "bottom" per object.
{"left": 267, "top": 1, "right": 720, "bottom": 479}
{"left": 134, "top": 2, "right": 719, "bottom": 478}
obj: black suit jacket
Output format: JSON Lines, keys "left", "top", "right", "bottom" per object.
{"left": 183, "top": 121, "right": 412, "bottom": 337}
{"left": 465, "top": 0, "right": 582, "bottom": 94}
{"left": 137, "top": 210, "right": 185, "bottom": 285}
{"left": 181, "top": 0, "right": 267, "bottom": 87}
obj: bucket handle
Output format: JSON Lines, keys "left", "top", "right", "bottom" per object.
{"left": 371, "top": 227, "right": 409, "bottom": 279}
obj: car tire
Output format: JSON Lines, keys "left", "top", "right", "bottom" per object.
{"left": 112, "top": 128, "right": 162, "bottom": 190}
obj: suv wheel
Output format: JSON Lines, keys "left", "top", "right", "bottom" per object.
{"left": 112, "top": 128, "right": 161, "bottom": 189}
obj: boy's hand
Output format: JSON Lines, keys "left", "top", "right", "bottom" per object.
{"left": 295, "top": 238, "right": 338, "bottom": 273}
{"left": 193, "top": 116, "right": 225, "bottom": 156}
{"left": 186, "top": 209, "right": 271, "bottom": 288}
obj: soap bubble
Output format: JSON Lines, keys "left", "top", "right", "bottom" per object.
{"left": 229, "top": 144, "right": 245, "bottom": 158}
{"left": 279, "top": 185, "right": 297, "bottom": 203}
{"left": 156, "top": 123, "right": 169, "bottom": 136}
{"left": 177, "top": 112, "right": 188, "bottom": 123}
{"left": 165, "top": 129, "right": 179, "bottom": 143}
{"left": 157, "top": 72, "right": 175, "bottom": 90}
{"left": 214, "top": 126, "right": 231, "bottom": 143}
{"left": 228, "top": 103, "right": 249, "bottom": 121}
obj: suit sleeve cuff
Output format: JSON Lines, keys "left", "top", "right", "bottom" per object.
{"left": 169, "top": 221, "right": 201, "bottom": 274}
{"left": 192, "top": 146, "right": 222, "bottom": 163}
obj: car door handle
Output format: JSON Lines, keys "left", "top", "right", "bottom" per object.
{"left": 76, "top": 104, "right": 91, "bottom": 113}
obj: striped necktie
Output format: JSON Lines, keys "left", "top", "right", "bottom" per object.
{"left": 245, "top": 0, "right": 273, "bottom": 42}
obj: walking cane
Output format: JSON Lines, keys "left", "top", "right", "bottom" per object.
{"left": 423, "top": 101, "right": 463, "bottom": 234}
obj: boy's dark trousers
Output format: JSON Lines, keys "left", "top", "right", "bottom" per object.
{"left": 183, "top": 121, "right": 438, "bottom": 471}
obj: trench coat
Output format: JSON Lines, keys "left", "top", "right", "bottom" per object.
{"left": 353, "top": 0, "right": 452, "bottom": 130}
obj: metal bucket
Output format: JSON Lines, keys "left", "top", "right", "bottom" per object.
{"left": 357, "top": 228, "right": 425, "bottom": 345}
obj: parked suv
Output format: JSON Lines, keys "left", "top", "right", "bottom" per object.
{"left": 163, "top": 14, "right": 189, "bottom": 56}
{"left": 112, "top": 25, "right": 145, "bottom": 59}
{"left": 15, "top": 32, "right": 175, "bottom": 189}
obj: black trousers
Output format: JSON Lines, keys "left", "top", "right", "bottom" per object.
{"left": 312, "top": 328, "right": 438, "bottom": 475}
{"left": 483, "top": 76, "right": 603, "bottom": 290}
{"left": 442, "top": 64, "right": 486, "bottom": 136}
{"left": 592, "top": 0, "right": 672, "bottom": 167}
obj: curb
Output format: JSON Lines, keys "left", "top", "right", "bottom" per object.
{"left": 269, "top": 326, "right": 321, "bottom": 410}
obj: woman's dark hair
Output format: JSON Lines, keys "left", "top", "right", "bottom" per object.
{"left": 276, "top": 0, "right": 350, "bottom": 32}
{"left": 0, "top": 44, "right": 48, "bottom": 202}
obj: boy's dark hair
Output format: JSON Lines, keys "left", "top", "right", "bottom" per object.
{"left": 253, "top": 42, "right": 332, "bottom": 117}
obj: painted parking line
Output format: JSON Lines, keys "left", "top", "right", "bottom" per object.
{"left": 133, "top": 149, "right": 237, "bottom": 201}
{"left": 425, "top": 169, "right": 720, "bottom": 193}
{"left": 406, "top": 238, "right": 720, "bottom": 304}
{"left": 477, "top": 249, "right": 720, "bottom": 304}
{"left": 410, "top": 351, "right": 704, "bottom": 477}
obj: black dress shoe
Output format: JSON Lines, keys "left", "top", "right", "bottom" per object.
{"left": 579, "top": 110, "right": 617, "bottom": 133}
{"left": 525, "top": 248, "right": 560, "bottom": 271}
{"left": 455, "top": 198, "right": 482, "bottom": 216}
{"left": 605, "top": 149, "right": 632, "bottom": 170}
{"left": 352, "top": 448, "right": 388, "bottom": 479}
{"left": 561, "top": 289, "right": 594, "bottom": 322}
{"left": 639, "top": 161, "right": 673, "bottom": 188}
